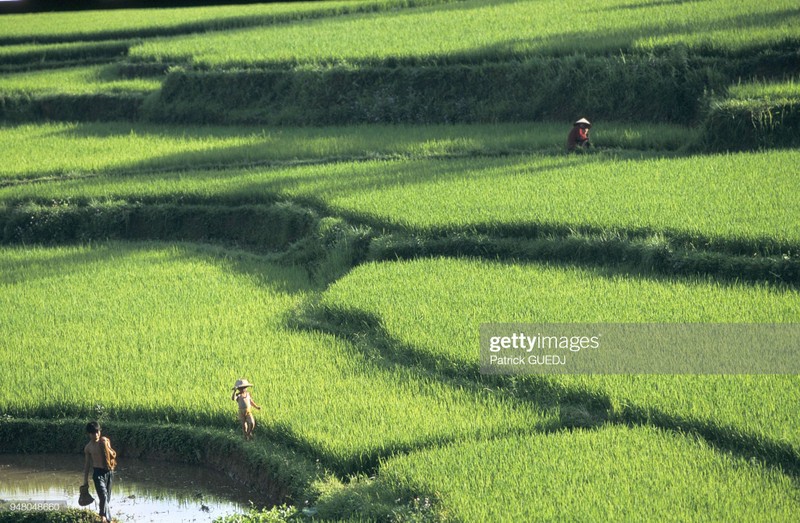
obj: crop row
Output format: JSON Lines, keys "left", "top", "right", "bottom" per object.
{"left": 319, "top": 257, "right": 800, "bottom": 447}
{"left": 0, "top": 121, "right": 694, "bottom": 181}
{"left": 0, "top": 0, "right": 456, "bottom": 45}
{"left": 381, "top": 425, "right": 800, "bottom": 522}
{"left": 2, "top": 151, "right": 796, "bottom": 252}
{"left": 129, "top": 0, "right": 800, "bottom": 68}
{"left": 0, "top": 242, "right": 550, "bottom": 474}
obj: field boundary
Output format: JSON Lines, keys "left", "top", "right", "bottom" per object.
{"left": 0, "top": 417, "right": 312, "bottom": 506}
{"left": 1, "top": 196, "right": 798, "bottom": 286}
{"left": 298, "top": 303, "right": 800, "bottom": 482}
{"left": 0, "top": 0, "right": 463, "bottom": 46}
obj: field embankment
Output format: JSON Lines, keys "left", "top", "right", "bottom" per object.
{"left": 1, "top": 144, "right": 797, "bottom": 284}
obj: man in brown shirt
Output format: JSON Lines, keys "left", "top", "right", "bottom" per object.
{"left": 82, "top": 421, "right": 116, "bottom": 523}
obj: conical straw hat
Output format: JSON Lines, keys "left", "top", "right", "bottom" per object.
{"left": 232, "top": 378, "right": 253, "bottom": 390}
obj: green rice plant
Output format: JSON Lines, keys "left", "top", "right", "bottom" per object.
{"left": 318, "top": 257, "right": 800, "bottom": 450}
{"left": 0, "top": 121, "right": 694, "bottom": 181}
{"left": 147, "top": 54, "right": 721, "bottom": 126}
{"left": 0, "top": 65, "right": 161, "bottom": 96}
{"left": 0, "top": 242, "right": 553, "bottom": 473}
{"left": 702, "top": 77, "right": 800, "bottom": 151}
{"left": 129, "top": 0, "right": 800, "bottom": 68}
{"left": 0, "top": 507, "right": 100, "bottom": 523}
{"left": 0, "top": 0, "right": 454, "bottom": 44}
{"left": 381, "top": 425, "right": 800, "bottom": 522}
{"left": 0, "top": 40, "right": 130, "bottom": 69}
{"left": 2, "top": 150, "right": 796, "bottom": 251}
{"left": 0, "top": 66, "right": 157, "bottom": 123}
{"left": 727, "top": 77, "right": 800, "bottom": 105}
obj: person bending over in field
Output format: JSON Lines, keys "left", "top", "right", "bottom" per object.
{"left": 82, "top": 421, "right": 116, "bottom": 523}
{"left": 232, "top": 378, "right": 262, "bottom": 440}
{"left": 566, "top": 117, "right": 592, "bottom": 152}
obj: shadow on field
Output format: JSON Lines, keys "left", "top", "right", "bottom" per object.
{"left": 486, "top": 6, "right": 800, "bottom": 57}
{"left": 0, "top": 242, "right": 123, "bottom": 286}
{"left": 3, "top": 238, "right": 798, "bottom": 484}
{"left": 597, "top": 0, "right": 711, "bottom": 12}
{"left": 294, "top": 304, "right": 800, "bottom": 481}
{"left": 53, "top": 142, "right": 588, "bottom": 203}
{"left": 0, "top": 0, "right": 433, "bottom": 46}
{"left": 3, "top": 180, "right": 797, "bottom": 288}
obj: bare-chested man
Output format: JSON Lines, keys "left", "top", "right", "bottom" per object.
{"left": 82, "top": 421, "right": 116, "bottom": 523}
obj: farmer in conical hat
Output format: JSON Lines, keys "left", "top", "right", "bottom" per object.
{"left": 566, "top": 117, "right": 592, "bottom": 152}
{"left": 231, "top": 378, "right": 262, "bottom": 440}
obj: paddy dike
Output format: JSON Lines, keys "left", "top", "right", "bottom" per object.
{"left": 1, "top": 193, "right": 798, "bottom": 287}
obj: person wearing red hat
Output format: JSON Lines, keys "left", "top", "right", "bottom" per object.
{"left": 231, "top": 378, "right": 262, "bottom": 440}
{"left": 566, "top": 118, "right": 592, "bottom": 152}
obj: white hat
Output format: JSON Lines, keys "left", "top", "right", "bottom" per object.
{"left": 232, "top": 378, "right": 252, "bottom": 390}
{"left": 574, "top": 118, "right": 592, "bottom": 127}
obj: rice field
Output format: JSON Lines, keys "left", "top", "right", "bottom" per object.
{"left": 1, "top": 0, "right": 798, "bottom": 521}
{"left": 0, "top": 65, "right": 160, "bottom": 95}
{"left": 0, "top": 0, "right": 448, "bottom": 43}
{"left": 0, "top": 121, "right": 694, "bottom": 181}
{"left": 2, "top": 150, "right": 797, "bottom": 251}
{"left": 722, "top": 77, "right": 800, "bottom": 109}
{"left": 319, "top": 257, "right": 800, "bottom": 449}
{"left": 0, "top": 242, "right": 551, "bottom": 472}
{"left": 129, "top": 0, "right": 800, "bottom": 67}
{"left": 382, "top": 425, "right": 800, "bottom": 522}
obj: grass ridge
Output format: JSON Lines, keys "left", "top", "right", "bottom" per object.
{"left": 297, "top": 303, "right": 800, "bottom": 482}
{"left": 1, "top": 196, "right": 797, "bottom": 286}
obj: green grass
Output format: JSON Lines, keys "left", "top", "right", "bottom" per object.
{"left": 0, "top": 65, "right": 161, "bottom": 95}
{"left": 702, "top": 77, "right": 800, "bottom": 151}
{"left": 0, "top": 242, "right": 551, "bottom": 473}
{"left": 725, "top": 77, "right": 800, "bottom": 106}
{"left": 0, "top": 121, "right": 694, "bottom": 181}
{"left": 382, "top": 425, "right": 800, "bottom": 522}
{"left": 129, "top": 0, "right": 800, "bottom": 68}
{"left": 319, "top": 257, "right": 800, "bottom": 448}
{"left": 290, "top": 153, "right": 796, "bottom": 246}
{"left": 2, "top": 150, "right": 796, "bottom": 250}
{"left": 0, "top": 0, "right": 452, "bottom": 43}
{"left": 0, "top": 40, "right": 130, "bottom": 68}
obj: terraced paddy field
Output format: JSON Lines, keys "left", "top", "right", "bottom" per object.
{"left": 2, "top": 133, "right": 798, "bottom": 521}
{"left": 0, "top": 121, "right": 694, "bottom": 181}
{"left": 1, "top": 0, "right": 799, "bottom": 522}
{"left": 128, "top": 0, "right": 800, "bottom": 67}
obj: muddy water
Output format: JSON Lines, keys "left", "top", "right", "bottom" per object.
{"left": 0, "top": 454, "right": 253, "bottom": 522}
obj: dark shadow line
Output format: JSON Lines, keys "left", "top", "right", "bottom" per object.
{"left": 0, "top": 0, "right": 466, "bottom": 46}
{"left": 2, "top": 188, "right": 797, "bottom": 287}
{"left": 2, "top": 238, "right": 797, "bottom": 481}
{"left": 295, "top": 304, "right": 800, "bottom": 482}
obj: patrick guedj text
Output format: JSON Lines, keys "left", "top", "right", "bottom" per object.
{"left": 488, "top": 333, "right": 600, "bottom": 366}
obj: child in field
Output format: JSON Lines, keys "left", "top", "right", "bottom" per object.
{"left": 231, "top": 378, "right": 262, "bottom": 440}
